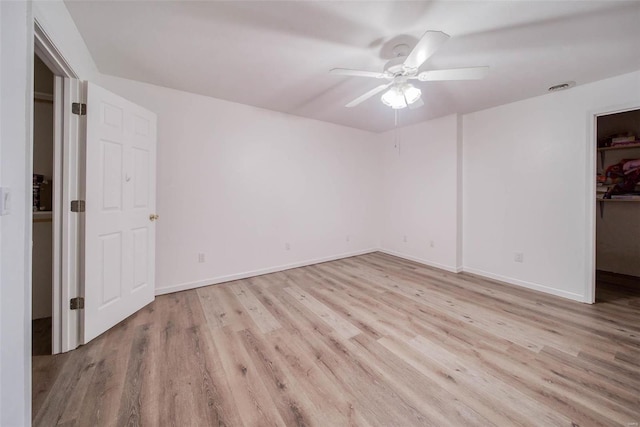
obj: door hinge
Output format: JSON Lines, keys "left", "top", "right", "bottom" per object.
{"left": 70, "top": 200, "right": 85, "bottom": 212}
{"left": 70, "top": 297, "right": 85, "bottom": 310}
{"left": 72, "top": 102, "right": 86, "bottom": 116}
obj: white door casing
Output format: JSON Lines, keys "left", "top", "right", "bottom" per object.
{"left": 83, "top": 82, "right": 156, "bottom": 343}
{"left": 56, "top": 76, "right": 83, "bottom": 353}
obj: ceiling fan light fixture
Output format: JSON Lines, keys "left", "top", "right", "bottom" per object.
{"left": 402, "top": 84, "right": 422, "bottom": 105}
{"left": 334, "top": 31, "right": 488, "bottom": 110}
{"left": 381, "top": 84, "right": 422, "bottom": 109}
{"left": 381, "top": 86, "right": 407, "bottom": 109}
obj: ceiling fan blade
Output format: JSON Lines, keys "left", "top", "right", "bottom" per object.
{"left": 408, "top": 97, "right": 424, "bottom": 110}
{"left": 403, "top": 30, "right": 450, "bottom": 70}
{"left": 346, "top": 83, "right": 392, "bottom": 108}
{"left": 330, "top": 68, "right": 387, "bottom": 79}
{"left": 417, "top": 66, "right": 489, "bottom": 81}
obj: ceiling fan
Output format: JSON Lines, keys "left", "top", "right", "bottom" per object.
{"left": 331, "top": 31, "right": 489, "bottom": 110}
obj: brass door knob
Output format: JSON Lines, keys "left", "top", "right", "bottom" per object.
{"left": 149, "top": 214, "right": 159, "bottom": 221}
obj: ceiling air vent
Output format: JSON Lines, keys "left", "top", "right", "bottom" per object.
{"left": 548, "top": 81, "right": 576, "bottom": 92}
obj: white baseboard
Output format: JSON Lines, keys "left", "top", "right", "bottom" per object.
{"left": 377, "top": 249, "right": 462, "bottom": 273}
{"left": 462, "top": 266, "right": 587, "bottom": 303}
{"left": 155, "top": 248, "right": 378, "bottom": 295}
{"left": 377, "top": 250, "right": 587, "bottom": 303}
{"left": 156, "top": 248, "right": 588, "bottom": 304}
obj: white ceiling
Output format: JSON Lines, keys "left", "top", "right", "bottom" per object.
{"left": 65, "top": 1, "right": 640, "bottom": 133}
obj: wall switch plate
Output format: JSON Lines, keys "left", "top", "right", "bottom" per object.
{"left": 514, "top": 252, "right": 524, "bottom": 263}
{"left": 198, "top": 253, "right": 205, "bottom": 263}
{"left": 0, "top": 187, "right": 10, "bottom": 215}
{"left": 346, "top": 235, "right": 350, "bottom": 242}
{"left": 403, "top": 235, "right": 408, "bottom": 243}
{"left": 285, "top": 242, "right": 291, "bottom": 251}
{"left": 430, "top": 240, "right": 435, "bottom": 248}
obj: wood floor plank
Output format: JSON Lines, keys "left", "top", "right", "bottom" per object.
{"left": 268, "top": 329, "right": 373, "bottom": 427}
{"left": 38, "top": 318, "right": 132, "bottom": 427}
{"left": 230, "top": 280, "right": 282, "bottom": 334}
{"left": 242, "top": 276, "right": 374, "bottom": 426}
{"left": 409, "top": 334, "right": 573, "bottom": 426}
{"left": 32, "top": 353, "right": 68, "bottom": 418}
{"left": 271, "top": 294, "right": 434, "bottom": 426}
{"left": 377, "top": 334, "right": 526, "bottom": 426}
{"left": 209, "top": 326, "right": 287, "bottom": 427}
{"left": 33, "top": 253, "right": 640, "bottom": 426}
{"left": 42, "top": 336, "right": 106, "bottom": 426}
{"left": 334, "top": 257, "right": 566, "bottom": 354}
{"left": 349, "top": 333, "right": 494, "bottom": 426}
{"left": 198, "top": 283, "right": 255, "bottom": 332}
{"left": 196, "top": 285, "right": 236, "bottom": 329}
{"left": 284, "top": 283, "right": 362, "bottom": 339}
{"left": 286, "top": 268, "right": 388, "bottom": 340}
{"left": 158, "top": 291, "right": 244, "bottom": 427}
{"left": 116, "top": 322, "right": 151, "bottom": 426}
{"left": 261, "top": 280, "right": 435, "bottom": 426}
{"left": 238, "top": 327, "right": 332, "bottom": 426}
{"left": 473, "top": 340, "right": 631, "bottom": 426}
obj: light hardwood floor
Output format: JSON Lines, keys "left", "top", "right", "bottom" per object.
{"left": 33, "top": 253, "right": 640, "bottom": 426}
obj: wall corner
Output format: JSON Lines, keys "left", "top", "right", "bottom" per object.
{"left": 455, "top": 113, "right": 463, "bottom": 269}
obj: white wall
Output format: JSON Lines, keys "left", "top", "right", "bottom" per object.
{"left": 463, "top": 71, "right": 640, "bottom": 302}
{"left": 99, "top": 75, "right": 380, "bottom": 294}
{"left": 1, "top": 3, "right": 3, "bottom": 422}
{"left": 378, "top": 114, "right": 462, "bottom": 272}
{"left": 1, "top": 1, "right": 32, "bottom": 425}
{"left": 32, "top": 0, "right": 99, "bottom": 81}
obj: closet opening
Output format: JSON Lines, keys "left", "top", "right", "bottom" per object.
{"left": 595, "top": 108, "right": 640, "bottom": 302}
{"left": 32, "top": 53, "right": 56, "bottom": 355}
{"left": 32, "top": 19, "right": 83, "bottom": 355}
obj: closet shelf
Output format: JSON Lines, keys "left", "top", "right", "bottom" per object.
{"left": 597, "top": 142, "right": 640, "bottom": 152}
{"left": 597, "top": 198, "right": 640, "bottom": 218}
{"left": 598, "top": 143, "right": 640, "bottom": 168}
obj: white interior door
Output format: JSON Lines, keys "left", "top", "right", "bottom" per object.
{"left": 83, "top": 82, "right": 157, "bottom": 343}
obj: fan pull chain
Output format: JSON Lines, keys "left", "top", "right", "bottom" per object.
{"left": 394, "top": 110, "right": 401, "bottom": 155}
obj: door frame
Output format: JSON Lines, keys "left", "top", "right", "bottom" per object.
{"left": 586, "top": 100, "right": 640, "bottom": 304}
{"left": 34, "top": 18, "right": 81, "bottom": 353}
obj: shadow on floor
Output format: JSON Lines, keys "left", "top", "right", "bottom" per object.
{"left": 596, "top": 270, "right": 640, "bottom": 304}
{"left": 32, "top": 317, "right": 52, "bottom": 356}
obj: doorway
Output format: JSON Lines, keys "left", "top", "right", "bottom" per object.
{"left": 32, "top": 53, "right": 55, "bottom": 355}
{"left": 594, "top": 108, "right": 640, "bottom": 301}
{"left": 33, "top": 19, "right": 83, "bottom": 355}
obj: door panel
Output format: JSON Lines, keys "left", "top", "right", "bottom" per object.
{"left": 100, "top": 232, "right": 123, "bottom": 305}
{"left": 101, "top": 140, "right": 123, "bottom": 210}
{"left": 133, "top": 148, "right": 149, "bottom": 208}
{"left": 84, "top": 82, "right": 156, "bottom": 343}
{"left": 132, "top": 227, "right": 148, "bottom": 289}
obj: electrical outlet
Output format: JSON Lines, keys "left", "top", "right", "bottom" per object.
{"left": 403, "top": 235, "right": 408, "bottom": 243}
{"left": 285, "top": 242, "right": 291, "bottom": 251}
{"left": 430, "top": 240, "right": 435, "bottom": 248}
{"left": 198, "top": 253, "right": 205, "bottom": 263}
{"left": 514, "top": 252, "right": 524, "bottom": 263}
